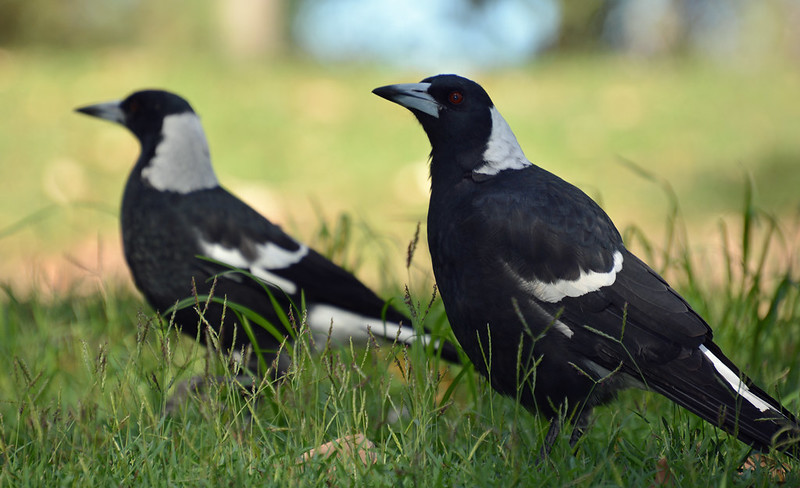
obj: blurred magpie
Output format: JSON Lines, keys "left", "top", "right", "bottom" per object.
{"left": 76, "top": 89, "right": 457, "bottom": 374}
{"left": 374, "top": 75, "right": 800, "bottom": 456}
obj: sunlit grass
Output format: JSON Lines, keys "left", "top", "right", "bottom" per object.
{"left": 1, "top": 46, "right": 799, "bottom": 483}
{"left": 1, "top": 188, "right": 800, "bottom": 484}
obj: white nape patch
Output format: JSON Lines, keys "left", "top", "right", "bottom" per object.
{"left": 474, "top": 107, "right": 533, "bottom": 176}
{"left": 553, "top": 319, "right": 573, "bottom": 338}
{"left": 307, "top": 304, "right": 435, "bottom": 349}
{"left": 200, "top": 240, "right": 309, "bottom": 295}
{"left": 141, "top": 112, "right": 219, "bottom": 194}
{"left": 508, "top": 251, "right": 624, "bottom": 304}
{"left": 699, "top": 345, "right": 776, "bottom": 413}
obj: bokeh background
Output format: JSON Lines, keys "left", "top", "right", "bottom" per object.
{"left": 1, "top": 0, "right": 799, "bottom": 296}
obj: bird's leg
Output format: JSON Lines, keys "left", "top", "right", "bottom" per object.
{"left": 569, "top": 408, "right": 591, "bottom": 449}
{"left": 539, "top": 418, "right": 562, "bottom": 460}
{"left": 164, "top": 349, "right": 274, "bottom": 414}
{"left": 538, "top": 408, "right": 591, "bottom": 460}
{"left": 569, "top": 422, "right": 586, "bottom": 449}
{"left": 569, "top": 414, "right": 589, "bottom": 453}
{"left": 165, "top": 373, "right": 258, "bottom": 414}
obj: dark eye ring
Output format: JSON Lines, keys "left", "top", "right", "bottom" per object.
{"left": 448, "top": 91, "right": 464, "bottom": 105}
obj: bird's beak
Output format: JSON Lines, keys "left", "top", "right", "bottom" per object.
{"left": 372, "top": 82, "right": 439, "bottom": 118}
{"left": 75, "top": 100, "right": 125, "bottom": 125}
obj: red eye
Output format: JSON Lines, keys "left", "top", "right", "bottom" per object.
{"left": 448, "top": 91, "right": 464, "bottom": 105}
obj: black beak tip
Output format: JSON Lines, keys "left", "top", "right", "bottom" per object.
{"left": 372, "top": 85, "right": 395, "bottom": 101}
{"left": 73, "top": 101, "right": 124, "bottom": 124}
{"left": 74, "top": 105, "right": 106, "bottom": 118}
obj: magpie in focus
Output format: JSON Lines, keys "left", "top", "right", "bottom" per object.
{"left": 76, "top": 89, "right": 458, "bottom": 374}
{"left": 374, "top": 75, "right": 800, "bottom": 456}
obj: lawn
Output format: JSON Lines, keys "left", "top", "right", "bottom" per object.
{"left": 2, "top": 200, "right": 799, "bottom": 485}
{"left": 1, "top": 48, "right": 800, "bottom": 485}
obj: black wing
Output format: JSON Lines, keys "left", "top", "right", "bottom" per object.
{"left": 477, "top": 168, "right": 797, "bottom": 453}
{"left": 178, "top": 187, "right": 459, "bottom": 361}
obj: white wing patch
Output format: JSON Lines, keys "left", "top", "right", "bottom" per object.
{"left": 307, "top": 304, "right": 440, "bottom": 350}
{"left": 699, "top": 345, "right": 776, "bottom": 413}
{"left": 508, "top": 251, "right": 624, "bottom": 303}
{"left": 552, "top": 319, "right": 574, "bottom": 338}
{"left": 199, "top": 240, "right": 309, "bottom": 294}
{"left": 474, "top": 106, "right": 533, "bottom": 176}
{"left": 142, "top": 112, "right": 219, "bottom": 194}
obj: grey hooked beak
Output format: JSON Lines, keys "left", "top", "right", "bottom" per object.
{"left": 372, "top": 82, "right": 439, "bottom": 118}
{"left": 75, "top": 100, "right": 125, "bottom": 125}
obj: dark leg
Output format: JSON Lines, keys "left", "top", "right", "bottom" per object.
{"left": 165, "top": 373, "right": 258, "bottom": 414}
{"left": 539, "top": 418, "right": 562, "bottom": 460}
{"left": 538, "top": 408, "right": 592, "bottom": 460}
{"left": 569, "top": 408, "right": 591, "bottom": 449}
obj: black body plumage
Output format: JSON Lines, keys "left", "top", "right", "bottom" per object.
{"left": 76, "top": 90, "right": 458, "bottom": 373}
{"left": 374, "top": 74, "right": 799, "bottom": 455}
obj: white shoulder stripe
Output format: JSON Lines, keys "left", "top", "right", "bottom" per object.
{"left": 699, "top": 345, "right": 776, "bottom": 413}
{"left": 508, "top": 251, "right": 624, "bottom": 303}
{"left": 474, "top": 107, "right": 532, "bottom": 176}
{"left": 254, "top": 241, "right": 310, "bottom": 269}
{"left": 199, "top": 240, "right": 309, "bottom": 295}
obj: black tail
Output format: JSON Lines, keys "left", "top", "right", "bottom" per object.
{"left": 646, "top": 341, "right": 800, "bottom": 456}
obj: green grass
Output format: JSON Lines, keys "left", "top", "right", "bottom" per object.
{"left": 2, "top": 46, "right": 800, "bottom": 484}
{"left": 2, "top": 189, "right": 800, "bottom": 486}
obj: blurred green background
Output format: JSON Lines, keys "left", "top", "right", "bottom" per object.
{"left": 1, "top": 0, "right": 799, "bottom": 296}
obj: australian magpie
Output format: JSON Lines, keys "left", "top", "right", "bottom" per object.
{"left": 75, "top": 89, "right": 457, "bottom": 374}
{"left": 374, "top": 74, "right": 800, "bottom": 456}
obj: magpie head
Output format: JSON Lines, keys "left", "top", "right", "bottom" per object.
{"left": 76, "top": 90, "right": 219, "bottom": 193}
{"left": 76, "top": 90, "right": 195, "bottom": 143}
{"left": 373, "top": 75, "right": 492, "bottom": 148}
{"left": 373, "top": 74, "right": 530, "bottom": 178}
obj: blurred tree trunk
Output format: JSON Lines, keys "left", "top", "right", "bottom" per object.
{"left": 218, "top": 0, "right": 285, "bottom": 59}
